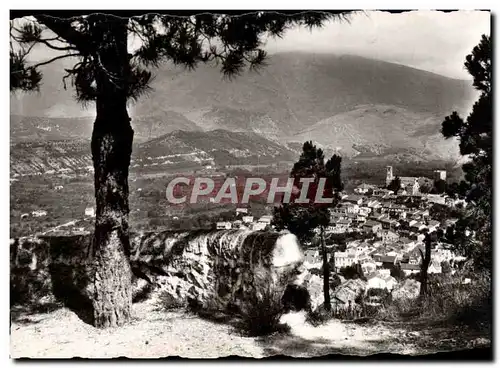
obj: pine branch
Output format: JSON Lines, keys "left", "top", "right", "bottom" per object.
{"left": 31, "top": 53, "right": 80, "bottom": 68}
{"left": 34, "top": 15, "right": 88, "bottom": 51}
{"left": 37, "top": 38, "right": 78, "bottom": 51}
{"left": 12, "top": 11, "right": 353, "bottom": 100}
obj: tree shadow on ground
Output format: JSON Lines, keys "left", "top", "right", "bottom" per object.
{"left": 256, "top": 331, "right": 492, "bottom": 360}
{"left": 254, "top": 332, "right": 405, "bottom": 358}
{"left": 10, "top": 301, "right": 63, "bottom": 326}
{"left": 255, "top": 332, "right": 462, "bottom": 359}
{"left": 190, "top": 307, "right": 246, "bottom": 332}
{"left": 192, "top": 306, "right": 292, "bottom": 338}
{"left": 253, "top": 317, "right": 492, "bottom": 359}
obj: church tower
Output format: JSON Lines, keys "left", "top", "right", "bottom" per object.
{"left": 386, "top": 166, "right": 394, "bottom": 187}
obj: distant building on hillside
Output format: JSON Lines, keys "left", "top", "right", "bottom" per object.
{"left": 433, "top": 170, "right": 447, "bottom": 181}
{"left": 378, "top": 229, "right": 400, "bottom": 243}
{"left": 32, "top": 210, "right": 47, "bottom": 217}
{"left": 85, "top": 207, "right": 96, "bottom": 217}
{"left": 362, "top": 220, "right": 382, "bottom": 234}
{"left": 386, "top": 166, "right": 421, "bottom": 195}
{"left": 258, "top": 215, "right": 273, "bottom": 225}
{"left": 304, "top": 249, "right": 321, "bottom": 265}
{"left": 361, "top": 260, "right": 377, "bottom": 275}
{"left": 216, "top": 221, "right": 232, "bottom": 230}
{"left": 236, "top": 208, "right": 249, "bottom": 216}
{"left": 366, "top": 274, "right": 397, "bottom": 291}
{"left": 242, "top": 215, "right": 254, "bottom": 224}
{"left": 344, "top": 195, "right": 364, "bottom": 205}
{"left": 427, "top": 194, "right": 447, "bottom": 205}
{"left": 428, "top": 261, "right": 443, "bottom": 274}
{"left": 334, "top": 252, "right": 358, "bottom": 270}
{"left": 251, "top": 222, "right": 267, "bottom": 231}
{"left": 372, "top": 188, "right": 393, "bottom": 197}
{"left": 400, "top": 177, "right": 420, "bottom": 195}
{"left": 354, "top": 183, "right": 375, "bottom": 195}
{"left": 400, "top": 263, "right": 420, "bottom": 276}
{"left": 386, "top": 166, "right": 394, "bottom": 187}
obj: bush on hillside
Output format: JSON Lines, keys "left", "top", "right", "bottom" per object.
{"left": 306, "top": 306, "right": 335, "bottom": 326}
{"left": 376, "top": 272, "right": 491, "bottom": 327}
{"left": 156, "top": 290, "right": 186, "bottom": 311}
{"left": 239, "top": 286, "right": 289, "bottom": 337}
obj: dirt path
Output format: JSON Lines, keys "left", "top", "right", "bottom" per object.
{"left": 10, "top": 302, "right": 490, "bottom": 358}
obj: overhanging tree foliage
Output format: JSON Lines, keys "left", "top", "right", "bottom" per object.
{"left": 10, "top": 11, "right": 352, "bottom": 328}
{"left": 440, "top": 34, "right": 492, "bottom": 271}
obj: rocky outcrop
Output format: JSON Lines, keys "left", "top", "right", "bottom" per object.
{"left": 128, "top": 230, "right": 306, "bottom": 311}
{"left": 10, "top": 230, "right": 309, "bottom": 314}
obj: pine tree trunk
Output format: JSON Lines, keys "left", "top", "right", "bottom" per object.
{"left": 320, "top": 226, "right": 331, "bottom": 311}
{"left": 419, "top": 233, "right": 432, "bottom": 297}
{"left": 89, "top": 17, "right": 133, "bottom": 328}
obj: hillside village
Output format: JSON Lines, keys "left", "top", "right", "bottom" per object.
{"left": 214, "top": 166, "right": 469, "bottom": 313}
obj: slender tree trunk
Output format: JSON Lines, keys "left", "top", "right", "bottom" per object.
{"left": 89, "top": 18, "right": 133, "bottom": 328}
{"left": 419, "top": 233, "right": 432, "bottom": 297}
{"left": 320, "top": 226, "right": 331, "bottom": 311}
{"left": 332, "top": 245, "right": 336, "bottom": 275}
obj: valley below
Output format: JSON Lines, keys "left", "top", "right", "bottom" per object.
{"left": 10, "top": 52, "right": 472, "bottom": 237}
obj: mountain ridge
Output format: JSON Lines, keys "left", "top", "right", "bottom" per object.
{"left": 10, "top": 52, "right": 476, "bottom": 165}
{"left": 10, "top": 129, "right": 297, "bottom": 177}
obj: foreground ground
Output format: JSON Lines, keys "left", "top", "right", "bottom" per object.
{"left": 10, "top": 300, "right": 490, "bottom": 359}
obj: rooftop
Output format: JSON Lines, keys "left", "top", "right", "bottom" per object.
{"left": 357, "top": 183, "right": 374, "bottom": 189}
{"left": 380, "top": 255, "right": 396, "bottom": 263}
{"left": 346, "top": 194, "right": 364, "bottom": 201}
{"left": 364, "top": 220, "right": 382, "bottom": 227}
{"left": 401, "top": 263, "right": 421, "bottom": 270}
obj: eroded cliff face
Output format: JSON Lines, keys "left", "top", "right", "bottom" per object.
{"left": 10, "top": 230, "right": 309, "bottom": 314}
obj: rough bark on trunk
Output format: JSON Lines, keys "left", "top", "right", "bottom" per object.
{"left": 419, "top": 233, "right": 432, "bottom": 297}
{"left": 320, "top": 226, "right": 331, "bottom": 311}
{"left": 89, "top": 18, "right": 133, "bottom": 328}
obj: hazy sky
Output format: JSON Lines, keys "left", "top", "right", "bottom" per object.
{"left": 25, "top": 10, "right": 490, "bottom": 80}
{"left": 265, "top": 10, "right": 490, "bottom": 79}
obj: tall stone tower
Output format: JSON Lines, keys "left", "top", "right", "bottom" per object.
{"left": 433, "top": 170, "right": 447, "bottom": 181}
{"left": 386, "top": 166, "right": 394, "bottom": 187}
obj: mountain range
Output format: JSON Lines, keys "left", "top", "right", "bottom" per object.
{"left": 10, "top": 52, "right": 476, "bottom": 175}
{"left": 10, "top": 130, "right": 295, "bottom": 176}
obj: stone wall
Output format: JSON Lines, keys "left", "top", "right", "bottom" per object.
{"left": 10, "top": 230, "right": 309, "bottom": 313}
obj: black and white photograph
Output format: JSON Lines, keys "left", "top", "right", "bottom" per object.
{"left": 8, "top": 8, "right": 492, "bottom": 359}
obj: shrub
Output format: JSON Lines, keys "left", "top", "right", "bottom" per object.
{"left": 281, "top": 284, "right": 310, "bottom": 312}
{"left": 423, "top": 271, "right": 491, "bottom": 327}
{"left": 10, "top": 268, "right": 53, "bottom": 306}
{"left": 441, "top": 260, "right": 452, "bottom": 274}
{"left": 376, "top": 296, "right": 420, "bottom": 321}
{"left": 156, "top": 290, "right": 185, "bottom": 311}
{"left": 239, "top": 286, "right": 289, "bottom": 337}
{"left": 132, "top": 280, "right": 154, "bottom": 303}
{"left": 390, "top": 264, "right": 406, "bottom": 280}
{"left": 376, "top": 271, "right": 491, "bottom": 326}
{"left": 306, "top": 306, "right": 334, "bottom": 326}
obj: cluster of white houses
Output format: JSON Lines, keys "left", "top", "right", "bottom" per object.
{"left": 20, "top": 206, "right": 96, "bottom": 220}
{"left": 298, "top": 167, "right": 469, "bottom": 307}
{"left": 302, "top": 231, "right": 463, "bottom": 310}
{"left": 216, "top": 208, "right": 273, "bottom": 231}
